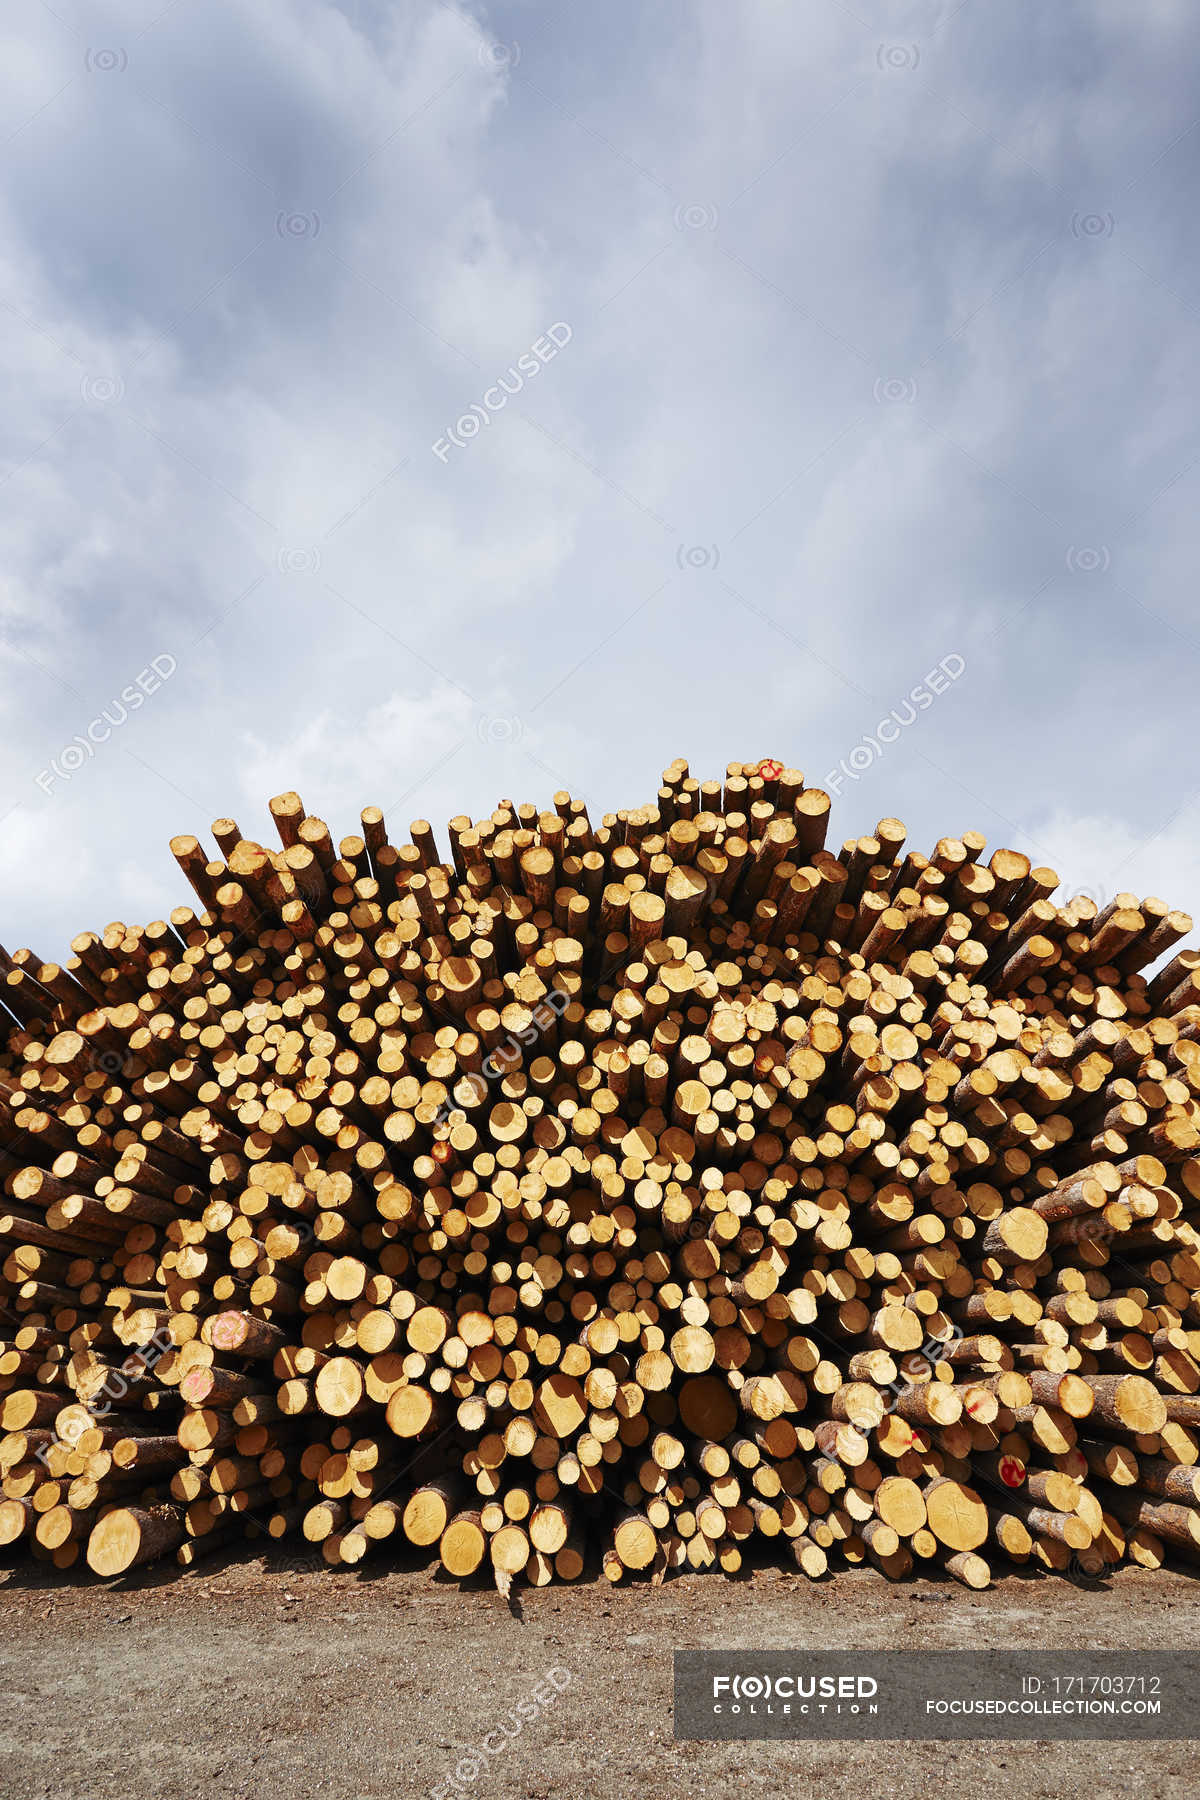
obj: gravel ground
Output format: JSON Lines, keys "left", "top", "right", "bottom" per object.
{"left": 0, "top": 1547, "right": 1196, "bottom": 1800}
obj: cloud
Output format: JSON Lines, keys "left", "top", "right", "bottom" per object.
{"left": 237, "top": 681, "right": 477, "bottom": 828}
{"left": 1, "top": 0, "right": 1199, "bottom": 960}
{"left": 1026, "top": 801, "right": 1200, "bottom": 922}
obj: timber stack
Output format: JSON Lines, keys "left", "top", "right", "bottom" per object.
{"left": 2, "top": 758, "right": 1200, "bottom": 1593}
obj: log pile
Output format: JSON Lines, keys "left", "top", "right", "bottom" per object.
{"left": 2, "top": 758, "right": 1200, "bottom": 1592}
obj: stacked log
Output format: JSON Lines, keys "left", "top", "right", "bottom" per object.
{"left": 0, "top": 759, "right": 1198, "bottom": 1591}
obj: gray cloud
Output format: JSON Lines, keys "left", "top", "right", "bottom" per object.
{"left": 2, "top": 0, "right": 1199, "bottom": 958}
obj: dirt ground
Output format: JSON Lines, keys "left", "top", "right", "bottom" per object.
{"left": 0, "top": 1546, "right": 1196, "bottom": 1800}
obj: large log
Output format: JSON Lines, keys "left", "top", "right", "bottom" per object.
{"left": 86, "top": 1504, "right": 184, "bottom": 1576}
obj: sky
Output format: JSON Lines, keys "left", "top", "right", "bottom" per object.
{"left": 2, "top": 0, "right": 1199, "bottom": 960}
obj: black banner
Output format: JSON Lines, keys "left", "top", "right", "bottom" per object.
{"left": 674, "top": 1651, "right": 1200, "bottom": 1740}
